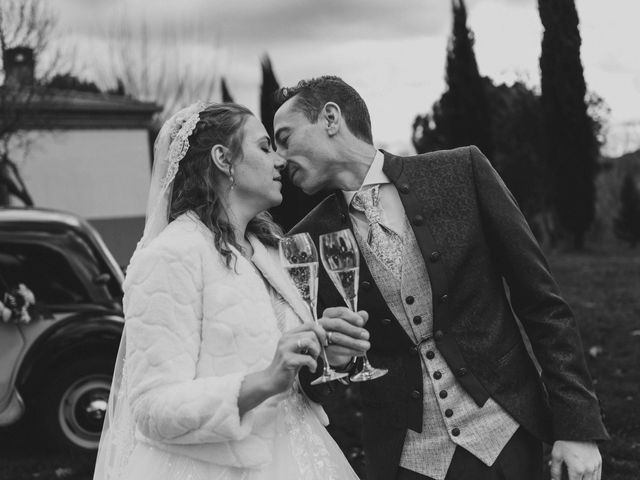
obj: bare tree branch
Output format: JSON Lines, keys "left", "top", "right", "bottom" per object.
{"left": 0, "top": 0, "right": 71, "bottom": 206}
{"left": 101, "top": 17, "right": 220, "bottom": 131}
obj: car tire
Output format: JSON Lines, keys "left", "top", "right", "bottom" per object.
{"left": 32, "top": 356, "right": 113, "bottom": 452}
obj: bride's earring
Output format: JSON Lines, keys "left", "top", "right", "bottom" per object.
{"left": 229, "top": 167, "right": 236, "bottom": 190}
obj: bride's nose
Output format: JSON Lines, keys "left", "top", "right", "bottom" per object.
{"left": 274, "top": 152, "right": 287, "bottom": 170}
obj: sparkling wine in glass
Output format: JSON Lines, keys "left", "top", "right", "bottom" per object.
{"left": 319, "top": 228, "right": 388, "bottom": 382}
{"left": 279, "top": 233, "right": 348, "bottom": 385}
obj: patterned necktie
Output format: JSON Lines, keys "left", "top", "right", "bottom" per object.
{"left": 351, "top": 185, "right": 403, "bottom": 279}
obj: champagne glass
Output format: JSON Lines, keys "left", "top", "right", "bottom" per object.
{"left": 279, "top": 233, "right": 348, "bottom": 385}
{"left": 319, "top": 228, "right": 388, "bottom": 382}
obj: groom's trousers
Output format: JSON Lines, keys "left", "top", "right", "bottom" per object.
{"left": 396, "top": 427, "right": 543, "bottom": 480}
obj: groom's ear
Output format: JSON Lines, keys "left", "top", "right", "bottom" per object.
{"left": 321, "top": 102, "right": 341, "bottom": 137}
{"left": 210, "top": 144, "right": 232, "bottom": 173}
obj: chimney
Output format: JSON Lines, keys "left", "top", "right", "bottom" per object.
{"left": 3, "top": 47, "right": 35, "bottom": 87}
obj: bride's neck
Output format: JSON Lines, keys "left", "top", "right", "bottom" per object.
{"left": 219, "top": 198, "right": 255, "bottom": 258}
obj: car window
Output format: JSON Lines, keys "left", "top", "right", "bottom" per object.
{"left": 0, "top": 242, "right": 90, "bottom": 305}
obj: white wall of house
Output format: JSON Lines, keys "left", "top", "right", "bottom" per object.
{"left": 12, "top": 129, "right": 151, "bottom": 218}
{"left": 10, "top": 129, "right": 152, "bottom": 265}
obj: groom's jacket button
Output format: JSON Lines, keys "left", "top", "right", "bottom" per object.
{"left": 434, "top": 330, "right": 444, "bottom": 341}
{"left": 409, "top": 346, "right": 419, "bottom": 356}
{"left": 410, "top": 390, "right": 420, "bottom": 400}
{"left": 451, "top": 428, "right": 460, "bottom": 437}
{"left": 429, "top": 251, "right": 442, "bottom": 262}
{"left": 412, "top": 215, "right": 424, "bottom": 226}
{"left": 381, "top": 317, "right": 393, "bottom": 326}
{"left": 456, "top": 367, "right": 468, "bottom": 377}
{"left": 340, "top": 213, "right": 347, "bottom": 224}
{"left": 405, "top": 295, "right": 415, "bottom": 304}
{"left": 399, "top": 183, "right": 410, "bottom": 194}
{"left": 412, "top": 315, "right": 422, "bottom": 325}
{"left": 445, "top": 409, "right": 454, "bottom": 418}
{"left": 360, "top": 280, "right": 372, "bottom": 291}
{"left": 425, "top": 350, "right": 435, "bottom": 360}
{"left": 433, "top": 371, "right": 442, "bottom": 380}
{"left": 438, "top": 294, "right": 449, "bottom": 304}
{"left": 439, "top": 390, "right": 448, "bottom": 399}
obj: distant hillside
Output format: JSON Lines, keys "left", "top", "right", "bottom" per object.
{"left": 602, "top": 149, "right": 640, "bottom": 173}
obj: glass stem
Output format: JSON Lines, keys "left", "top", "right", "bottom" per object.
{"left": 308, "top": 301, "right": 334, "bottom": 376}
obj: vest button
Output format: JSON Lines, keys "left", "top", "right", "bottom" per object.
{"left": 381, "top": 317, "right": 392, "bottom": 326}
{"left": 405, "top": 295, "right": 415, "bottom": 305}
{"left": 434, "top": 330, "right": 444, "bottom": 341}
{"left": 429, "top": 251, "right": 442, "bottom": 262}
{"left": 399, "top": 183, "right": 410, "bottom": 194}
{"left": 412, "top": 215, "right": 424, "bottom": 226}
{"left": 409, "top": 346, "right": 418, "bottom": 356}
{"left": 410, "top": 390, "right": 420, "bottom": 400}
{"left": 340, "top": 213, "right": 347, "bottom": 224}
{"left": 456, "top": 367, "right": 468, "bottom": 377}
{"left": 412, "top": 315, "right": 422, "bottom": 325}
{"left": 360, "top": 281, "right": 371, "bottom": 291}
{"left": 438, "top": 294, "right": 449, "bottom": 304}
{"left": 439, "top": 390, "right": 448, "bottom": 399}
{"left": 433, "top": 371, "right": 442, "bottom": 380}
{"left": 452, "top": 427, "right": 460, "bottom": 437}
{"left": 445, "top": 409, "right": 454, "bottom": 418}
{"left": 425, "top": 350, "right": 435, "bottom": 360}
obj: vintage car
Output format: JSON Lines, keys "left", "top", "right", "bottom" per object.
{"left": 0, "top": 207, "right": 124, "bottom": 452}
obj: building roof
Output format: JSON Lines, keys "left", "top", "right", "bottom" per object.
{"left": 0, "top": 86, "right": 162, "bottom": 130}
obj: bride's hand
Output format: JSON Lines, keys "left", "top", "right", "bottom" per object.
{"left": 264, "top": 323, "right": 327, "bottom": 395}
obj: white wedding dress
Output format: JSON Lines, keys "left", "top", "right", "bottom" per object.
{"left": 120, "top": 383, "right": 357, "bottom": 480}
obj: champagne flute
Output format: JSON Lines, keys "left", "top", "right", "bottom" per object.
{"left": 319, "top": 228, "right": 388, "bottom": 382}
{"left": 279, "top": 233, "right": 348, "bottom": 385}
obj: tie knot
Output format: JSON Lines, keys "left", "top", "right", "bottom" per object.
{"left": 352, "top": 185, "right": 381, "bottom": 223}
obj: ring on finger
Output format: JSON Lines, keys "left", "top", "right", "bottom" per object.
{"left": 327, "top": 331, "right": 334, "bottom": 345}
{"left": 297, "top": 339, "right": 309, "bottom": 355}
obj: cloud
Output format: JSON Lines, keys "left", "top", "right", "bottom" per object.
{"left": 54, "top": 0, "right": 451, "bottom": 47}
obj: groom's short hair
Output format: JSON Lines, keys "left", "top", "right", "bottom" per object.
{"left": 275, "top": 76, "right": 373, "bottom": 145}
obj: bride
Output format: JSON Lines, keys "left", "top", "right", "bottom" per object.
{"left": 93, "top": 102, "right": 368, "bottom": 479}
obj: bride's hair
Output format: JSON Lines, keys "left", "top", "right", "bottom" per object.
{"left": 169, "top": 103, "right": 283, "bottom": 268}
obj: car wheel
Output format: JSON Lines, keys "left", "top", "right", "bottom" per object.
{"left": 34, "top": 357, "right": 113, "bottom": 452}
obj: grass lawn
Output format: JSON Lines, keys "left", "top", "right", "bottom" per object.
{"left": 1, "top": 251, "right": 638, "bottom": 479}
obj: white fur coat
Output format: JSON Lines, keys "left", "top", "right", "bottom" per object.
{"left": 122, "top": 212, "right": 327, "bottom": 469}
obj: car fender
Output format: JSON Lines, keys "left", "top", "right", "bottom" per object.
{"left": 17, "top": 312, "right": 124, "bottom": 391}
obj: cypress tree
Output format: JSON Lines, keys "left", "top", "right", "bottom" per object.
{"left": 413, "top": 0, "right": 493, "bottom": 158}
{"left": 260, "top": 55, "right": 279, "bottom": 139}
{"left": 539, "top": 0, "right": 598, "bottom": 249}
{"left": 614, "top": 173, "right": 640, "bottom": 248}
{"left": 220, "top": 77, "right": 234, "bottom": 103}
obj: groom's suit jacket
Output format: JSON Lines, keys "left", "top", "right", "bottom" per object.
{"left": 292, "top": 146, "right": 608, "bottom": 480}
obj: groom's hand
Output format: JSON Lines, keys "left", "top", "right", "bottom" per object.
{"left": 550, "top": 440, "right": 602, "bottom": 480}
{"left": 318, "top": 307, "right": 370, "bottom": 368}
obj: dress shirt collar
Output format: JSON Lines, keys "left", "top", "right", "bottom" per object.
{"left": 342, "top": 150, "right": 389, "bottom": 206}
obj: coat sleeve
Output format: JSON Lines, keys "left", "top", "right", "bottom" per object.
{"left": 469, "top": 145, "right": 608, "bottom": 441}
{"left": 123, "top": 244, "right": 256, "bottom": 445}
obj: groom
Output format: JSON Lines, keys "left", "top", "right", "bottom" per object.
{"left": 273, "top": 76, "right": 608, "bottom": 480}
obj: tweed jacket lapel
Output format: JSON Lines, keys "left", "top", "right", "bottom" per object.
{"left": 381, "top": 150, "right": 490, "bottom": 407}
{"left": 381, "top": 151, "right": 450, "bottom": 334}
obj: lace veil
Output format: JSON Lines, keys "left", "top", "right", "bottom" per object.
{"left": 93, "top": 102, "right": 207, "bottom": 480}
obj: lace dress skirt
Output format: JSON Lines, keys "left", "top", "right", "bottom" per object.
{"left": 120, "top": 386, "right": 359, "bottom": 480}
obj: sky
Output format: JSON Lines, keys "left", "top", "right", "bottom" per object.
{"left": 47, "top": 0, "right": 640, "bottom": 155}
